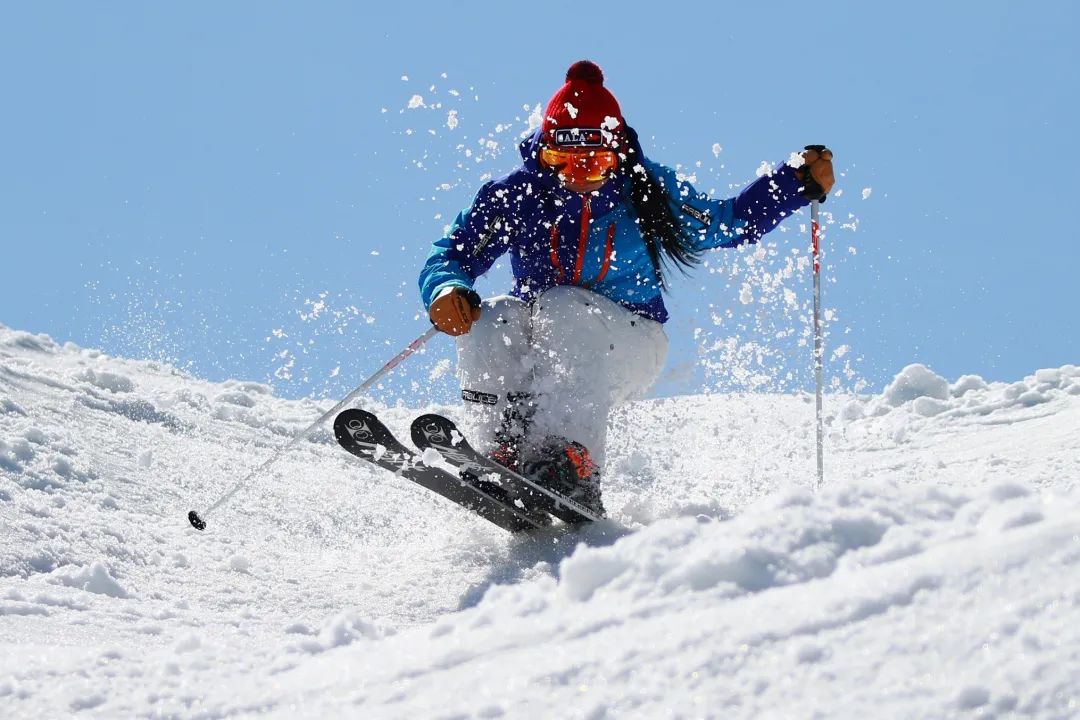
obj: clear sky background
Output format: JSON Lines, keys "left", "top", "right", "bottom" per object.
{"left": 2, "top": 2, "right": 1077, "bottom": 404}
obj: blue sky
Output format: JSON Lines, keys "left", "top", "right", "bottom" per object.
{"left": 2, "top": 2, "right": 1077, "bottom": 403}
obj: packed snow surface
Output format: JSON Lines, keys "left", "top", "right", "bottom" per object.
{"left": 1, "top": 324, "right": 1079, "bottom": 718}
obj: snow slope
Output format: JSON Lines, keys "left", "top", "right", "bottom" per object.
{"left": 1, "top": 322, "right": 1078, "bottom": 718}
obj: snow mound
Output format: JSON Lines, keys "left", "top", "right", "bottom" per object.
{"left": 850, "top": 362, "right": 1080, "bottom": 429}
{"left": 951, "top": 373, "right": 989, "bottom": 396}
{"left": 75, "top": 368, "right": 136, "bottom": 394}
{"left": 316, "top": 610, "right": 394, "bottom": 651}
{"left": 47, "top": 562, "right": 130, "bottom": 598}
{"left": 559, "top": 485, "right": 893, "bottom": 603}
{"left": 1, "top": 330, "right": 57, "bottom": 353}
{"left": 881, "top": 363, "right": 949, "bottom": 406}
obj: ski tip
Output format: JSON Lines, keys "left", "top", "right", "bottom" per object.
{"left": 410, "top": 413, "right": 454, "bottom": 448}
{"left": 187, "top": 510, "right": 207, "bottom": 531}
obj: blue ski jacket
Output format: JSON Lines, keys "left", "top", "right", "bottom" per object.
{"left": 419, "top": 127, "right": 808, "bottom": 324}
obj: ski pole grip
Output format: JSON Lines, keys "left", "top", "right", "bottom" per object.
{"left": 799, "top": 145, "right": 829, "bottom": 203}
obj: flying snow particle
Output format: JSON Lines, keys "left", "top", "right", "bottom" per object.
{"left": 862, "top": 187, "right": 873, "bottom": 200}
{"left": 447, "top": 110, "right": 459, "bottom": 129}
{"left": 712, "top": 143, "right": 722, "bottom": 158}
{"left": 564, "top": 102, "right": 579, "bottom": 119}
{"left": 407, "top": 95, "right": 424, "bottom": 109}
{"left": 525, "top": 104, "right": 543, "bottom": 134}
{"left": 429, "top": 359, "right": 452, "bottom": 381}
{"left": 739, "top": 284, "right": 754, "bottom": 304}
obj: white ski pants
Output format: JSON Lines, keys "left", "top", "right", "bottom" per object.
{"left": 456, "top": 286, "right": 668, "bottom": 469}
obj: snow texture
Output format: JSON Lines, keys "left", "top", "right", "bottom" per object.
{"left": 1, "top": 324, "right": 1079, "bottom": 718}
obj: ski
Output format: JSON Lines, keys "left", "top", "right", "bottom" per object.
{"left": 410, "top": 413, "right": 602, "bottom": 525}
{"left": 333, "top": 409, "right": 549, "bottom": 533}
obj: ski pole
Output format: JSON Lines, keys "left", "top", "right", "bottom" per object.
{"left": 187, "top": 325, "right": 440, "bottom": 530}
{"left": 811, "top": 200, "right": 825, "bottom": 488}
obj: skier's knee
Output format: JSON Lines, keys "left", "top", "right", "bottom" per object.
{"left": 459, "top": 294, "right": 530, "bottom": 349}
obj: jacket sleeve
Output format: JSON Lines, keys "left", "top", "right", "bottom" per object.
{"left": 646, "top": 158, "right": 809, "bottom": 252}
{"left": 418, "top": 181, "right": 514, "bottom": 310}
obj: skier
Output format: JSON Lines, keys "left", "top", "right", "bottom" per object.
{"left": 419, "top": 60, "right": 834, "bottom": 516}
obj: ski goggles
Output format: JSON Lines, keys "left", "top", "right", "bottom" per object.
{"left": 539, "top": 146, "right": 620, "bottom": 186}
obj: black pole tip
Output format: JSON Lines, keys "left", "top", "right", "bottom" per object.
{"left": 188, "top": 510, "right": 207, "bottom": 531}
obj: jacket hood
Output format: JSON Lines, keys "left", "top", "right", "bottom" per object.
{"left": 517, "top": 129, "right": 550, "bottom": 176}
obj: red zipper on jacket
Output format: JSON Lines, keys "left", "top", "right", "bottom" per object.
{"left": 549, "top": 224, "right": 564, "bottom": 282}
{"left": 571, "top": 196, "right": 591, "bottom": 285}
{"left": 593, "top": 223, "right": 616, "bottom": 285}
{"left": 549, "top": 196, "right": 616, "bottom": 287}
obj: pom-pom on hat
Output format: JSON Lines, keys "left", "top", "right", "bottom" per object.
{"left": 542, "top": 60, "right": 624, "bottom": 148}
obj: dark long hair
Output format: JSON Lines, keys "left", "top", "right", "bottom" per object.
{"left": 620, "top": 128, "right": 704, "bottom": 290}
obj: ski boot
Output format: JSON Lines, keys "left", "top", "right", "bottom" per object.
{"left": 520, "top": 436, "right": 606, "bottom": 518}
{"left": 489, "top": 439, "right": 521, "bottom": 472}
{"left": 486, "top": 392, "right": 535, "bottom": 472}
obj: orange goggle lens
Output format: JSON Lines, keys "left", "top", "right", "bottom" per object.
{"left": 540, "top": 146, "right": 619, "bottom": 184}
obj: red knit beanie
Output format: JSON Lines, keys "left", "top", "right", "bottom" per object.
{"left": 542, "top": 60, "right": 624, "bottom": 148}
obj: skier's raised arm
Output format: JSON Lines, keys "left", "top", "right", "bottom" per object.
{"left": 640, "top": 144, "right": 835, "bottom": 255}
